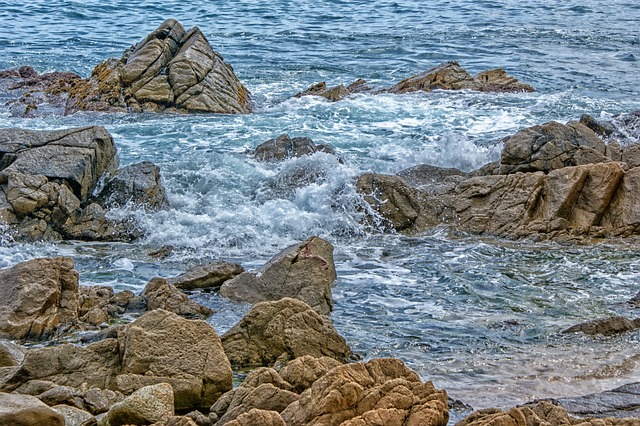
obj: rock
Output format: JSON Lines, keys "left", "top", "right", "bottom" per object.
{"left": 53, "top": 404, "right": 95, "bottom": 426}
{"left": 253, "top": 134, "right": 337, "bottom": 162}
{"left": 281, "top": 358, "right": 449, "bottom": 426}
{"left": 77, "top": 285, "right": 144, "bottom": 326}
{"left": 100, "top": 383, "right": 174, "bottom": 426}
{"left": 0, "top": 340, "right": 27, "bottom": 367}
{"left": 95, "top": 161, "right": 169, "bottom": 211}
{"left": 141, "top": 277, "right": 213, "bottom": 319}
{"left": 152, "top": 416, "right": 199, "bottom": 426}
{"left": 562, "top": 316, "right": 640, "bottom": 336}
{"left": 185, "top": 410, "right": 213, "bottom": 426}
{"left": 167, "top": 261, "right": 244, "bottom": 290}
{"left": 397, "top": 164, "right": 467, "bottom": 194}
{"left": 279, "top": 355, "right": 343, "bottom": 394}
{"left": 67, "top": 19, "right": 251, "bottom": 115}
{"left": 0, "top": 392, "right": 65, "bottom": 425}
{"left": 222, "top": 298, "right": 352, "bottom": 367}
{"left": 294, "top": 79, "right": 370, "bottom": 102}
{"left": 220, "top": 236, "right": 336, "bottom": 315}
{"left": 116, "top": 309, "right": 232, "bottom": 410}
{"left": 37, "top": 385, "right": 85, "bottom": 409}
{"left": 500, "top": 121, "right": 609, "bottom": 174}
{"left": 387, "top": 61, "right": 534, "bottom": 94}
{"left": 224, "top": 409, "right": 286, "bottom": 426}
{"left": 0, "top": 257, "right": 79, "bottom": 340}
{"left": 556, "top": 382, "right": 640, "bottom": 418}
{"left": 61, "top": 202, "right": 143, "bottom": 242}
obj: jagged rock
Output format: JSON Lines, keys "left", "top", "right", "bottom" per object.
{"left": 167, "top": 261, "right": 244, "bottom": 290}
{"left": 95, "top": 161, "right": 169, "bottom": 211}
{"left": 52, "top": 404, "right": 95, "bottom": 426}
{"left": 556, "top": 382, "right": 640, "bottom": 418}
{"left": 0, "top": 340, "right": 27, "bottom": 367}
{"left": 387, "top": 61, "right": 534, "bottom": 94}
{"left": 185, "top": 410, "right": 213, "bottom": 426}
{"left": 562, "top": 316, "right": 640, "bottom": 336}
{"left": 220, "top": 236, "right": 337, "bottom": 315}
{"left": 294, "top": 79, "right": 370, "bottom": 102}
{"left": 0, "top": 257, "right": 78, "bottom": 340}
{"left": 0, "top": 392, "right": 64, "bottom": 425}
{"left": 67, "top": 19, "right": 251, "bottom": 115}
{"left": 500, "top": 121, "right": 609, "bottom": 174}
{"left": 397, "top": 164, "right": 467, "bottom": 194}
{"left": 99, "top": 383, "right": 174, "bottom": 426}
{"left": 281, "top": 358, "right": 449, "bottom": 426}
{"left": 78, "top": 286, "right": 145, "bottom": 326}
{"left": 253, "top": 134, "right": 337, "bottom": 162}
{"left": 211, "top": 367, "right": 298, "bottom": 425}
{"left": 61, "top": 202, "right": 143, "bottom": 242}
{"left": 115, "top": 309, "right": 232, "bottom": 410}
{"left": 141, "top": 277, "right": 213, "bottom": 319}
{"left": 279, "top": 356, "right": 343, "bottom": 394}
{"left": 224, "top": 409, "right": 286, "bottom": 426}
{"left": 221, "top": 298, "right": 352, "bottom": 367}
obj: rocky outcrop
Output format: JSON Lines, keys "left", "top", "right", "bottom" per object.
{"left": 278, "top": 355, "right": 343, "bottom": 394}
{"left": 221, "top": 298, "right": 352, "bottom": 367}
{"left": 253, "top": 134, "right": 337, "bottom": 162}
{"left": 224, "top": 409, "right": 286, "bottom": 426}
{"left": 0, "top": 392, "right": 65, "bottom": 426}
{"left": 220, "top": 236, "right": 337, "bottom": 315}
{"left": 562, "top": 316, "right": 640, "bottom": 336}
{"left": 281, "top": 358, "right": 449, "bottom": 426}
{"left": 94, "top": 161, "right": 169, "bottom": 211}
{"left": 66, "top": 19, "right": 251, "bottom": 115}
{"left": 556, "top": 382, "right": 640, "bottom": 419}
{"left": 167, "top": 261, "right": 244, "bottom": 291}
{"left": 99, "top": 383, "right": 174, "bottom": 426}
{"left": 294, "top": 79, "right": 369, "bottom": 102}
{"left": 141, "top": 278, "right": 213, "bottom": 319}
{"left": 0, "top": 257, "right": 78, "bottom": 340}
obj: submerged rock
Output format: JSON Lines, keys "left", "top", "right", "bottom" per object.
{"left": 253, "top": 134, "right": 337, "bottom": 162}
{"left": 294, "top": 79, "right": 370, "bottom": 102}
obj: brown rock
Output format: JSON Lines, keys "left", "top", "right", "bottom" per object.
{"left": 294, "top": 79, "right": 370, "bottom": 102}
{"left": 142, "top": 277, "right": 213, "bottom": 319}
{"left": 0, "top": 340, "right": 27, "bottom": 367}
{"left": 562, "top": 316, "right": 640, "bottom": 336}
{"left": 0, "top": 257, "right": 79, "bottom": 340}
{"left": 221, "top": 298, "right": 352, "bottom": 367}
{"left": 279, "top": 355, "right": 343, "bottom": 394}
{"left": 281, "top": 358, "right": 449, "bottom": 426}
{"left": 220, "top": 236, "right": 337, "bottom": 315}
{"left": 94, "top": 161, "right": 169, "bottom": 211}
{"left": 167, "top": 261, "right": 244, "bottom": 290}
{"left": 100, "top": 383, "right": 174, "bottom": 426}
{"left": 224, "top": 409, "right": 286, "bottom": 426}
{"left": 52, "top": 404, "right": 95, "bottom": 426}
{"left": 474, "top": 68, "right": 535, "bottom": 93}
{"left": 0, "top": 392, "right": 64, "bottom": 426}
{"left": 388, "top": 61, "right": 478, "bottom": 94}
{"left": 253, "top": 134, "right": 337, "bottom": 162}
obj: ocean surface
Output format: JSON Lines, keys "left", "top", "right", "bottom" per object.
{"left": 2, "top": 0, "right": 640, "bottom": 418}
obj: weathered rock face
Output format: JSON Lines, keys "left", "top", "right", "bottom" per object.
{"left": 116, "top": 309, "right": 232, "bottom": 410}
{"left": 0, "top": 392, "right": 65, "bottom": 426}
{"left": 281, "top": 358, "right": 449, "bottom": 426}
{"left": 95, "top": 161, "right": 169, "bottom": 211}
{"left": 0, "top": 257, "right": 78, "bottom": 340}
{"left": 67, "top": 19, "right": 251, "bottom": 115}
{"left": 0, "top": 341, "right": 27, "bottom": 367}
{"left": 387, "top": 61, "right": 534, "bottom": 94}
{"left": 141, "top": 277, "right": 213, "bottom": 319}
{"left": 562, "top": 316, "right": 640, "bottom": 336}
{"left": 220, "top": 236, "right": 337, "bottom": 315}
{"left": 221, "top": 298, "right": 352, "bottom": 367}
{"left": 167, "top": 261, "right": 244, "bottom": 291}
{"left": 100, "top": 383, "right": 174, "bottom": 426}
{"left": 278, "top": 355, "right": 343, "bottom": 394}
{"left": 253, "top": 134, "right": 337, "bottom": 162}
{"left": 224, "top": 409, "right": 286, "bottom": 426}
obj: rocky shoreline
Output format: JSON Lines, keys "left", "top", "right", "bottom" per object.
{"left": 2, "top": 17, "right": 640, "bottom": 426}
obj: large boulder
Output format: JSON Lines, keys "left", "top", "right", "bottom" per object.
{"left": 221, "top": 298, "right": 352, "bottom": 367}
{"left": 95, "top": 161, "right": 169, "bottom": 211}
{"left": 167, "top": 261, "right": 244, "bottom": 291}
{"left": 115, "top": 309, "right": 232, "bottom": 410}
{"left": 99, "top": 383, "right": 174, "bottom": 426}
{"left": 281, "top": 358, "right": 449, "bottom": 426}
{"left": 220, "top": 236, "right": 337, "bottom": 315}
{"left": 67, "top": 19, "right": 251, "bottom": 114}
{"left": 141, "top": 277, "right": 213, "bottom": 319}
{"left": 253, "top": 134, "right": 337, "bottom": 162}
{"left": 0, "top": 257, "right": 78, "bottom": 340}
{"left": 0, "top": 392, "right": 64, "bottom": 426}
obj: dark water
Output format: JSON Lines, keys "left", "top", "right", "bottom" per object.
{"left": 1, "top": 0, "right": 640, "bottom": 415}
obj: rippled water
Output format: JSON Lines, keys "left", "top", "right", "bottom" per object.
{"left": 1, "top": 0, "right": 640, "bottom": 415}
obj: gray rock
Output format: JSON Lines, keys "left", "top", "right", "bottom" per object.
{"left": 556, "top": 382, "right": 640, "bottom": 418}
{"left": 52, "top": 404, "right": 95, "bottom": 426}
{"left": 167, "top": 261, "right": 244, "bottom": 291}
{"left": 253, "top": 134, "right": 337, "bottom": 162}
{"left": 95, "top": 161, "right": 169, "bottom": 211}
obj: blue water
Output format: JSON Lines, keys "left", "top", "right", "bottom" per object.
{"left": 2, "top": 0, "right": 640, "bottom": 414}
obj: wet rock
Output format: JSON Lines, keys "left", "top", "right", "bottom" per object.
{"left": 78, "top": 286, "right": 144, "bottom": 326}
{"left": 0, "top": 257, "right": 79, "bottom": 340}
{"left": 52, "top": 404, "right": 95, "bottom": 426}
{"left": 555, "top": 382, "right": 640, "bottom": 418}
{"left": 94, "top": 161, "right": 169, "bottom": 211}
{"left": 141, "top": 277, "right": 213, "bottom": 319}
{"left": 61, "top": 202, "right": 143, "bottom": 242}
{"left": 0, "top": 392, "right": 65, "bottom": 426}
{"left": 67, "top": 19, "right": 251, "bottom": 115}
{"left": 397, "top": 164, "right": 467, "bottom": 195}
{"left": 224, "top": 409, "right": 286, "bottom": 426}
{"left": 278, "top": 355, "right": 343, "bottom": 394}
{"left": 115, "top": 309, "right": 232, "bottom": 410}
{"left": 100, "top": 383, "right": 174, "bottom": 426}
{"left": 221, "top": 298, "right": 352, "bottom": 367}
{"left": 167, "top": 261, "right": 244, "bottom": 290}
{"left": 220, "top": 236, "right": 337, "bottom": 315}
{"left": 253, "top": 134, "right": 337, "bottom": 162}
{"left": 294, "top": 79, "right": 370, "bottom": 102}
{"left": 281, "top": 358, "right": 449, "bottom": 426}
{"left": 500, "top": 121, "right": 609, "bottom": 174}
{"left": 562, "top": 316, "right": 640, "bottom": 336}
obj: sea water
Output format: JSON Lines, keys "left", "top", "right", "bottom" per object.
{"left": 1, "top": 0, "right": 640, "bottom": 415}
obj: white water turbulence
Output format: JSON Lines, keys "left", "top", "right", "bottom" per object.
{"left": 1, "top": 0, "right": 640, "bottom": 418}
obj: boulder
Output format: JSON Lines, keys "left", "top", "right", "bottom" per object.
{"left": 95, "top": 161, "right": 169, "bottom": 211}
{"left": 99, "top": 383, "right": 174, "bottom": 426}
{"left": 279, "top": 355, "right": 343, "bottom": 394}
{"left": 224, "top": 409, "right": 286, "bottom": 426}
{"left": 253, "top": 134, "right": 337, "bottom": 162}
{"left": 60, "top": 202, "right": 143, "bottom": 242}
{"left": 556, "top": 382, "right": 640, "bottom": 418}
{"left": 52, "top": 404, "right": 95, "bottom": 426}
{"left": 0, "top": 257, "right": 78, "bottom": 340}
{"left": 397, "top": 164, "right": 467, "bottom": 195}
{"left": 281, "top": 358, "right": 449, "bottom": 426}
{"left": 220, "top": 236, "right": 337, "bottom": 315}
{"left": 67, "top": 19, "right": 251, "bottom": 115}
{"left": 116, "top": 309, "right": 232, "bottom": 410}
{"left": 499, "top": 121, "right": 609, "bottom": 174}
{"left": 0, "top": 340, "right": 27, "bottom": 367}
{"left": 141, "top": 277, "right": 213, "bottom": 319}
{"left": 221, "top": 298, "right": 352, "bottom": 367}
{"left": 167, "top": 261, "right": 244, "bottom": 290}
{"left": 0, "top": 392, "right": 64, "bottom": 426}
{"left": 562, "top": 316, "right": 640, "bottom": 336}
